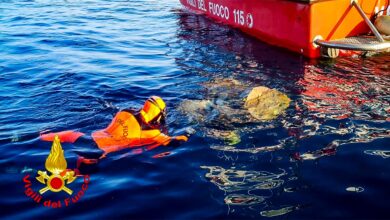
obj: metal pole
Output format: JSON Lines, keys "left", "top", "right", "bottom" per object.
{"left": 351, "top": 0, "right": 385, "bottom": 42}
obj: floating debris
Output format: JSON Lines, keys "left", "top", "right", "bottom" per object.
{"left": 179, "top": 98, "right": 245, "bottom": 127}
{"left": 283, "top": 187, "right": 295, "bottom": 193}
{"left": 364, "top": 150, "right": 390, "bottom": 159}
{"left": 200, "top": 166, "right": 286, "bottom": 192}
{"left": 254, "top": 179, "right": 284, "bottom": 190}
{"left": 260, "top": 206, "right": 297, "bottom": 217}
{"left": 21, "top": 166, "right": 36, "bottom": 174}
{"left": 244, "top": 86, "right": 291, "bottom": 121}
{"left": 11, "top": 132, "right": 19, "bottom": 142}
{"left": 206, "top": 130, "right": 241, "bottom": 145}
{"left": 346, "top": 186, "right": 364, "bottom": 193}
{"left": 152, "top": 151, "right": 171, "bottom": 158}
{"left": 178, "top": 99, "right": 214, "bottom": 123}
{"left": 225, "top": 131, "right": 241, "bottom": 146}
{"left": 185, "top": 127, "right": 196, "bottom": 135}
{"left": 293, "top": 144, "right": 337, "bottom": 161}
{"left": 299, "top": 152, "right": 321, "bottom": 160}
{"left": 224, "top": 194, "right": 265, "bottom": 206}
{"left": 202, "top": 78, "right": 244, "bottom": 91}
{"left": 211, "top": 143, "right": 283, "bottom": 154}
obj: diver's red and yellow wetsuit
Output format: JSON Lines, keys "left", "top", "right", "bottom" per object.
{"left": 40, "top": 96, "right": 188, "bottom": 159}
{"left": 91, "top": 109, "right": 185, "bottom": 153}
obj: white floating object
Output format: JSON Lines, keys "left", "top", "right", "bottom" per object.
{"left": 364, "top": 150, "right": 390, "bottom": 158}
{"left": 346, "top": 186, "right": 364, "bottom": 193}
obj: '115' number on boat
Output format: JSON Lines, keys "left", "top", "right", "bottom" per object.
{"left": 233, "top": 9, "right": 253, "bottom": 28}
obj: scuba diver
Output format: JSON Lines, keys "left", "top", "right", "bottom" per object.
{"left": 40, "top": 96, "right": 189, "bottom": 169}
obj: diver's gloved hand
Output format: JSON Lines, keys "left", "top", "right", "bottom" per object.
{"left": 175, "top": 135, "right": 189, "bottom": 142}
{"left": 171, "top": 127, "right": 194, "bottom": 144}
{"left": 169, "top": 135, "right": 189, "bottom": 147}
{"left": 75, "top": 156, "right": 99, "bottom": 175}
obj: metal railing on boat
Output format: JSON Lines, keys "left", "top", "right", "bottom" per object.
{"left": 314, "top": 0, "right": 390, "bottom": 58}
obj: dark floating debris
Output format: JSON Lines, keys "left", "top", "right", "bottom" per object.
{"left": 364, "top": 150, "right": 390, "bottom": 158}
{"left": 201, "top": 166, "right": 286, "bottom": 206}
{"left": 260, "top": 205, "right": 300, "bottom": 217}
{"left": 224, "top": 194, "right": 265, "bottom": 206}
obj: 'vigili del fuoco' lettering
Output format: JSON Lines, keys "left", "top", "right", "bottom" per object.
{"left": 23, "top": 175, "right": 42, "bottom": 204}
{"left": 64, "top": 175, "right": 90, "bottom": 206}
{"left": 23, "top": 174, "right": 90, "bottom": 208}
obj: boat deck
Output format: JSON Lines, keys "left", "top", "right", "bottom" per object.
{"left": 316, "top": 36, "right": 390, "bottom": 51}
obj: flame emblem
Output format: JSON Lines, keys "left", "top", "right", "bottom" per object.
{"left": 36, "top": 135, "right": 76, "bottom": 195}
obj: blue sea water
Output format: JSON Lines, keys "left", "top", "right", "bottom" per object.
{"left": 0, "top": 0, "right": 389, "bottom": 219}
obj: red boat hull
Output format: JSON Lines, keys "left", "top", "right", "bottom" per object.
{"left": 179, "top": 0, "right": 389, "bottom": 58}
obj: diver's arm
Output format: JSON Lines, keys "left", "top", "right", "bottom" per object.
{"left": 40, "top": 130, "right": 85, "bottom": 143}
{"left": 144, "top": 132, "right": 188, "bottom": 151}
